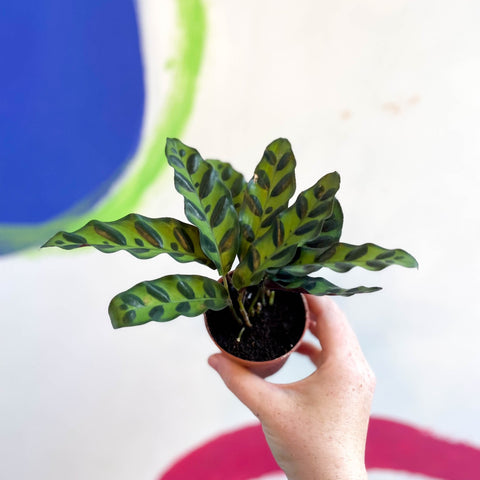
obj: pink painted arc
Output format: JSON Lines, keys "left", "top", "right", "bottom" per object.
{"left": 366, "top": 417, "right": 480, "bottom": 479}
{"left": 160, "top": 424, "right": 278, "bottom": 480}
{"left": 159, "top": 417, "right": 480, "bottom": 480}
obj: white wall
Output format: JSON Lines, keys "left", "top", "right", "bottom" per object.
{"left": 1, "top": 1, "right": 479, "bottom": 478}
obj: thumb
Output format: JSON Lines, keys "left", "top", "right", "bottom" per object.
{"left": 208, "top": 354, "right": 278, "bottom": 417}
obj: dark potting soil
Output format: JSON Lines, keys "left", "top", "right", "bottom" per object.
{"left": 206, "top": 288, "right": 306, "bottom": 362}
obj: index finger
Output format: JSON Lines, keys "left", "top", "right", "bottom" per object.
{"left": 305, "top": 295, "right": 360, "bottom": 355}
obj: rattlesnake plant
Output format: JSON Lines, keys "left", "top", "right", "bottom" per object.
{"left": 44, "top": 138, "right": 417, "bottom": 331}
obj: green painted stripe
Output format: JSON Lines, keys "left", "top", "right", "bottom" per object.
{"left": 1, "top": 0, "right": 208, "bottom": 256}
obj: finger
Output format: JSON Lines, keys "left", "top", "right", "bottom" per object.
{"left": 305, "top": 295, "right": 360, "bottom": 355}
{"left": 295, "top": 341, "right": 323, "bottom": 367}
{"left": 208, "top": 354, "right": 279, "bottom": 417}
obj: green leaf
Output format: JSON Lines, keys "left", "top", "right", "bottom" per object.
{"left": 273, "top": 275, "right": 382, "bottom": 297}
{"left": 109, "top": 274, "right": 229, "bottom": 328}
{"left": 304, "top": 198, "right": 343, "bottom": 250}
{"left": 206, "top": 159, "right": 246, "bottom": 213}
{"left": 275, "top": 199, "right": 344, "bottom": 277}
{"left": 272, "top": 247, "right": 324, "bottom": 277}
{"left": 166, "top": 138, "right": 240, "bottom": 275}
{"left": 238, "top": 138, "right": 297, "bottom": 259}
{"left": 314, "top": 242, "right": 419, "bottom": 272}
{"left": 42, "top": 214, "right": 215, "bottom": 267}
{"left": 232, "top": 171, "right": 341, "bottom": 289}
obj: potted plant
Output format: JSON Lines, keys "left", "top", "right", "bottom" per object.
{"left": 43, "top": 138, "right": 417, "bottom": 376}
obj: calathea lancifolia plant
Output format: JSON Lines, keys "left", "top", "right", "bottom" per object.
{"left": 44, "top": 138, "right": 417, "bottom": 363}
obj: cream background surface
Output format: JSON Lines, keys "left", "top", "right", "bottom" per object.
{"left": 1, "top": 1, "right": 479, "bottom": 479}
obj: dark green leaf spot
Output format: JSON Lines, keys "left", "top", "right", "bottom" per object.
{"left": 174, "top": 171, "right": 195, "bottom": 192}
{"left": 97, "top": 245, "right": 116, "bottom": 252}
{"left": 134, "top": 238, "right": 144, "bottom": 247}
{"left": 167, "top": 154, "right": 184, "bottom": 169}
{"left": 176, "top": 302, "right": 191, "bottom": 313}
{"left": 308, "top": 202, "right": 331, "bottom": 218}
{"left": 185, "top": 200, "right": 207, "bottom": 222}
{"left": 201, "top": 235, "right": 217, "bottom": 253}
{"left": 231, "top": 176, "right": 244, "bottom": 196}
{"left": 203, "top": 280, "right": 216, "bottom": 298}
{"left": 264, "top": 149, "right": 276, "bottom": 165}
{"left": 167, "top": 155, "right": 184, "bottom": 168}
{"left": 247, "top": 247, "right": 261, "bottom": 272}
{"left": 271, "top": 172, "right": 295, "bottom": 197}
{"left": 345, "top": 244, "right": 369, "bottom": 261}
{"left": 177, "top": 280, "right": 195, "bottom": 299}
{"left": 321, "top": 188, "right": 337, "bottom": 201}
{"left": 376, "top": 250, "right": 396, "bottom": 260}
{"left": 313, "top": 185, "right": 325, "bottom": 199}
{"left": 221, "top": 167, "right": 231, "bottom": 181}
{"left": 333, "top": 262, "right": 352, "bottom": 272}
{"left": 270, "top": 245, "right": 296, "bottom": 262}
{"left": 255, "top": 169, "right": 270, "bottom": 189}
{"left": 199, "top": 168, "right": 215, "bottom": 199}
{"left": 63, "top": 232, "right": 87, "bottom": 244}
{"left": 171, "top": 242, "right": 179, "bottom": 251}
{"left": 123, "top": 310, "right": 136, "bottom": 325}
{"left": 135, "top": 220, "right": 163, "bottom": 248}
{"left": 366, "top": 260, "right": 387, "bottom": 270}
{"left": 295, "top": 195, "right": 308, "bottom": 219}
{"left": 186, "top": 153, "right": 201, "bottom": 174}
{"left": 241, "top": 224, "right": 255, "bottom": 243}
{"left": 145, "top": 283, "right": 170, "bottom": 303}
{"left": 129, "top": 248, "right": 150, "bottom": 255}
{"left": 277, "top": 152, "right": 293, "bottom": 171}
{"left": 322, "top": 217, "right": 337, "bottom": 233}
{"left": 219, "top": 228, "right": 237, "bottom": 253}
{"left": 173, "top": 227, "right": 195, "bottom": 253}
{"left": 120, "top": 293, "right": 145, "bottom": 307}
{"left": 150, "top": 305, "right": 165, "bottom": 321}
{"left": 244, "top": 193, "right": 263, "bottom": 217}
{"left": 210, "top": 195, "right": 229, "bottom": 228}
{"left": 272, "top": 218, "right": 285, "bottom": 247}
{"left": 204, "top": 300, "right": 217, "bottom": 309}
{"left": 260, "top": 207, "right": 285, "bottom": 229}
{"left": 294, "top": 221, "right": 319, "bottom": 236}
{"left": 306, "top": 236, "right": 332, "bottom": 249}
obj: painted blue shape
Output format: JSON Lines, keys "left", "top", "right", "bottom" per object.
{"left": 0, "top": 0, "right": 144, "bottom": 223}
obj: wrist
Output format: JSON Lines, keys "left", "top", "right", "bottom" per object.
{"left": 283, "top": 455, "right": 367, "bottom": 480}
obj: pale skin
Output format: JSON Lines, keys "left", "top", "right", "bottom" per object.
{"left": 208, "top": 295, "right": 375, "bottom": 480}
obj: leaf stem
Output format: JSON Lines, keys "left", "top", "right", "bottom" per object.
{"left": 268, "top": 289, "right": 275, "bottom": 306}
{"left": 248, "top": 287, "right": 262, "bottom": 316}
{"left": 223, "top": 275, "right": 243, "bottom": 326}
{"left": 237, "top": 291, "right": 253, "bottom": 328}
{"left": 236, "top": 326, "right": 246, "bottom": 343}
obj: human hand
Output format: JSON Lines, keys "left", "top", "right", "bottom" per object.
{"left": 208, "top": 295, "right": 375, "bottom": 480}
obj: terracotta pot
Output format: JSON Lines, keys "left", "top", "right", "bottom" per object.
{"left": 205, "top": 293, "right": 310, "bottom": 378}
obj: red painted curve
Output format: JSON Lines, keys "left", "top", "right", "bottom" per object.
{"left": 366, "top": 418, "right": 480, "bottom": 479}
{"left": 159, "top": 417, "right": 480, "bottom": 480}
